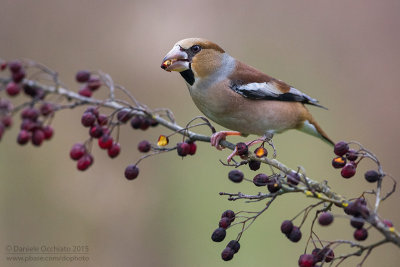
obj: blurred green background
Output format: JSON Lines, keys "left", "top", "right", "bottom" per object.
{"left": 1, "top": 0, "right": 399, "bottom": 266}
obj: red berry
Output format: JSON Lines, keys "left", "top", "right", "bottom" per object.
{"left": 20, "top": 119, "right": 37, "bottom": 132}
{"left": 0, "top": 62, "right": 7, "bottom": 71}
{"left": 219, "top": 217, "right": 231, "bottom": 229}
{"left": 221, "top": 210, "right": 235, "bottom": 222}
{"left": 75, "top": 70, "right": 91, "bottom": 83}
{"left": 235, "top": 142, "right": 248, "bottom": 156}
{"left": 40, "top": 102, "right": 55, "bottom": 116}
{"left": 177, "top": 142, "right": 190, "bottom": 157}
{"left": 21, "top": 107, "right": 40, "bottom": 121}
{"left": 2, "top": 116, "right": 12, "bottom": 128}
{"left": 125, "top": 164, "right": 139, "bottom": 180}
{"left": 281, "top": 220, "right": 293, "bottom": 235}
{"left": 334, "top": 141, "right": 349, "bottom": 156}
{"left": 108, "top": 142, "right": 121, "bottom": 158}
{"left": 98, "top": 134, "right": 113, "bottom": 149}
{"left": 138, "top": 140, "right": 151, "bottom": 153}
{"left": 97, "top": 114, "right": 108, "bottom": 125}
{"left": 43, "top": 126, "right": 54, "bottom": 140}
{"left": 211, "top": 227, "right": 226, "bottom": 242}
{"left": 89, "top": 125, "right": 103, "bottom": 138}
{"left": 81, "top": 112, "right": 96, "bottom": 127}
{"left": 341, "top": 163, "right": 356, "bottom": 178}
{"left": 77, "top": 154, "right": 94, "bottom": 171}
{"left": 364, "top": 170, "right": 381, "bottom": 183}
{"left": 354, "top": 228, "right": 368, "bottom": 241}
{"left": 31, "top": 129, "right": 45, "bottom": 146}
{"left": 318, "top": 212, "right": 334, "bottom": 226}
{"left": 298, "top": 254, "right": 315, "bottom": 267}
{"left": 8, "top": 60, "right": 22, "bottom": 73}
{"left": 85, "top": 106, "right": 99, "bottom": 117}
{"left": 253, "top": 173, "right": 269, "bottom": 186}
{"left": 78, "top": 87, "right": 92, "bottom": 97}
{"left": 221, "top": 247, "right": 234, "bottom": 261}
{"left": 87, "top": 77, "right": 101, "bottom": 91}
{"left": 17, "top": 130, "right": 30, "bottom": 145}
{"left": 228, "top": 169, "right": 244, "bottom": 183}
{"left": 70, "top": 143, "right": 86, "bottom": 160}
{"left": 6, "top": 81, "right": 21, "bottom": 96}
{"left": 332, "top": 156, "right": 346, "bottom": 169}
{"left": 346, "top": 149, "right": 358, "bottom": 161}
{"left": 12, "top": 70, "right": 25, "bottom": 83}
{"left": 187, "top": 141, "right": 197, "bottom": 155}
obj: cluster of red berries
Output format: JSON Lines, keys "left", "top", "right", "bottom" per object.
{"left": 176, "top": 140, "right": 197, "bottom": 157}
{"left": 76, "top": 70, "right": 102, "bottom": 97}
{"left": 298, "top": 247, "right": 334, "bottom": 267}
{"left": 332, "top": 141, "right": 381, "bottom": 182}
{"left": 211, "top": 210, "right": 240, "bottom": 261}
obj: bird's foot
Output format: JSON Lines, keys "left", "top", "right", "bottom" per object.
{"left": 210, "top": 131, "right": 241, "bottom": 150}
{"left": 262, "top": 132, "right": 277, "bottom": 158}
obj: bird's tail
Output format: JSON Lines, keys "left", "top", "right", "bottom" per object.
{"left": 298, "top": 116, "right": 334, "bottom": 146}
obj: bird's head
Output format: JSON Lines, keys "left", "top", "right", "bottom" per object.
{"left": 161, "top": 38, "right": 226, "bottom": 84}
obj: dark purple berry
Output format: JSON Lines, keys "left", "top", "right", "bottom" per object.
{"left": 267, "top": 178, "right": 281, "bottom": 193}
{"left": 354, "top": 228, "right": 368, "bottom": 241}
{"left": 318, "top": 212, "right": 334, "bottom": 226}
{"left": 140, "top": 118, "right": 151, "bottom": 130}
{"left": 341, "top": 163, "right": 356, "bottom": 178}
{"left": 97, "top": 114, "right": 108, "bottom": 125}
{"left": 228, "top": 169, "right": 244, "bottom": 183}
{"left": 149, "top": 118, "right": 159, "bottom": 127}
{"left": 346, "top": 149, "right": 358, "bottom": 161}
{"left": 332, "top": 156, "right": 346, "bottom": 169}
{"left": 108, "top": 142, "right": 121, "bottom": 158}
{"left": 31, "top": 129, "right": 45, "bottom": 146}
{"left": 253, "top": 173, "right": 269, "bottom": 186}
{"left": 8, "top": 60, "right": 22, "bottom": 73}
{"left": 87, "top": 77, "right": 101, "bottom": 91}
{"left": 334, "top": 141, "right": 349, "bottom": 156}
{"left": 350, "top": 217, "right": 364, "bottom": 229}
{"left": 312, "top": 248, "right": 323, "bottom": 262}
{"left": 280, "top": 220, "right": 293, "bottom": 235}
{"left": 138, "top": 140, "right": 151, "bottom": 153}
{"left": 298, "top": 254, "right": 315, "bottom": 267}
{"left": 125, "top": 164, "right": 139, "bottom": 180}
{"left": 6, "top": 82, "right": 21, "bottom": 96}
{"left": 130, "top": 116, "right": 143, "bottom": 129}
{"left": 85, "top": 106, "right": 99, "bottom": 117}
{"left": 211, "top": 227, "right": 226, "bottom": 242}
{"left": 81, "top": 112, "right": 96, "bottom": 127}
{"left": 221, "top": 210, "right": 235, "bottom": 222}
{"left": 75, "top": 70, "right": 91, "bottom": 83}
{"left": 89, "top": 125, "right": 103, "bottom": 138}
{"left": 70, "top": 143, "right": 86, "bottom": 160}
{"left": 248, "top": 160, "right": 261, "bottom": 171}
{"left": 364, "top": 170, "right": 381, "bottom": 183}
{"left": 12, "top": 70, "right": 25, "bottom": 83}
{"left": 98, "top": 134, "right": 113, "bottom": 149}
{"left": 287, "top": 171, "right": 300, "bottom": 186}
{"left": 17, "top": 130, "right": 30, "bottom": 145}
{"left": 227, "top": 240, "right": 240, "bottom": 253}
{"left": 235, "top": 142, "right": 248, "bottom": 156}
{"left": 117, "top": 110, "right": 132, "bottom": 123}
{"left": 77, "top": 154, "right": 93, "bottom": 171}
{"left": 221, "top": 247, "right": 234, "bottom": 261}
{"left": 288, "top": 226, "right": 302, "bottom": 242}
{"left": 40, "top": 102, "right": 55, "bottom": 116}
{"left": 219, "top": 217, "right": 231, "bottom": 229}
{"left": 321, "top": 248, "right": 334, "bottom": 262}
{"left": 177, "top": 142, "right": 190, "bottom": 157}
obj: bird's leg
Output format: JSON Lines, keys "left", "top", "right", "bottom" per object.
{"left": 211, "top": 131, "right": 241, "bottom": 150}
{"left": 262, "top": 132, "right": 277, "bottom": 158}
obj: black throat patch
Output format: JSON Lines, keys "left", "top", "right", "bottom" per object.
{"left": 180, "top": 69, "right": 195, "bottom": 86}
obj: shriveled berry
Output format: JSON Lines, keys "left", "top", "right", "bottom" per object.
{"left": 221, "top": 247, "right": 234, "bottom": 261}
{"left": 43, "top": 126, "right": 54, "bottom": 140}
{"left": 78, "top": 87, "right": 92, "bottom": 97}
{"left": 17, "top": 130, "right": 30, "bottom": 145}
{"left": 130, "top": 116, "right": 143, "bottom": 129}
{"left": 125, "top": 164, "right": 139, "bottom": 180}
{"left": 332, "top": 156, "right": 346, "bottom": 169}
{"left": 267, "top": 178, "right": 281, "bottom": 193}
{"left": 75, "top": 70, "right": 91, "bottom": 83}
{"left": 40, "top": 102, "right": 55, "bottom": 116}
{"left": 253, "top": 173, "right": 269, "bottom": 186}
{"left": 236, "top": 142, "right": 248, "bottom": 156}
{"left": 138, "top": 140, "right": 151, "bottom": 153}
{"left": 87, "top": 77, "right": 101, "bottom": 91}
{"left": 254, "top": 146, "right": 267, "bottom": 158}
{"left": 288, "top": 226, "right": 302, "bottom": 242}
{"left": 98, "top": 134, "right": 113, "bottom": 149}
{"left": 334, "top": 141, "right": 349, "bottom": 156}
{"left": 221, "top": 210, "right": 235, "bottom": 222}
{"left": 354, "top": 228, "right": 368, "bottom": 241}
{"left": 350, "top": 217, "right": 364, "bottom": 229}
{"left": 12, "top": 70, "right": 25, "bottom": 83}
{"left": 211, "top": 227, "right": 226, "bottom": 242}
{"left": 364, "top": 170, "right": 381, "bottom": 183}
{"left": 77, "top": 154, "right": 94, "bottom": 171}
{"left": 108, "top": 142, "right": 121, "bottom": 158}
{"left": 318, "top": 212, "right": 334, "bottom": 226}
{"left": 97, "top": 114, "right": 108, "bottom": 125}
{"left": 81, "top": 112, "right": 96, "bottom": 127}
{"left": 346, "top": 149, "right": 358, "bottom": 161}
{"left": 228, "top": 169, "right": 244, "bottom": 183}
{"left": 117, "top": 110, "right": 132, "bottom": 123}
{"left": 383, "top": 219, "right": 393, "bottom": 228}
{"left": 298, "top": 254, "right": 315, "bottom": 267}
{"left": 89, "top": 125, "right": 103, "bottom": 138}
{"left": 341, "top": 163, "right": 356, "bottom": 178}
{"left": 287, "top": 171, "right": 300, "bottom": 186}
{"left": 248, "top": 160, "right": 261, "bottom": 171}
{"left": 177, "top": 142, "right": 190, "bottom": 157}
{"left": 6, "top": 81, "right": 21, "bottom": 96}
{"left": 70, "top": 143, "right": 86, "bottom": 160}
{"left": 187, "top": 141, "right": 197, "bottom": 155}
{"left": 281, "top": 220, "right": 293, "bottom": 235}
{"left": 8, "top": 60, "right": 22, "bottom": 73}
{"left": 227, "top": 240, "right": 240, "bottom": 254}
{"left": 31, "top": 129, "right": 45, "bottom": 146}
{"left": 219, "top": 217, "right": 231, "bottom": 229}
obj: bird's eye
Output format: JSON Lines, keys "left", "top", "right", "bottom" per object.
{"left": 191, "top": 45, "right": 201, "bottom": 53}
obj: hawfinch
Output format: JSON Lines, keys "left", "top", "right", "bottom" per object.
{"left": 161, "top": 38, "right": 334, "bottom": 157}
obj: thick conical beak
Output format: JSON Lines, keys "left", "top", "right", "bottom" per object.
{"left": 161, "top": 45, "right": 189, "bottom": 72}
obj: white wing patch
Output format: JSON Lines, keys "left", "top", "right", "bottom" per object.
{"left": 240, "top": 82, "right": 282, "bottom": 96}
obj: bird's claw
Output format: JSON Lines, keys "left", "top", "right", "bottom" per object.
{"left": 211, "top": 132, "right": 227, "bottom": 150}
